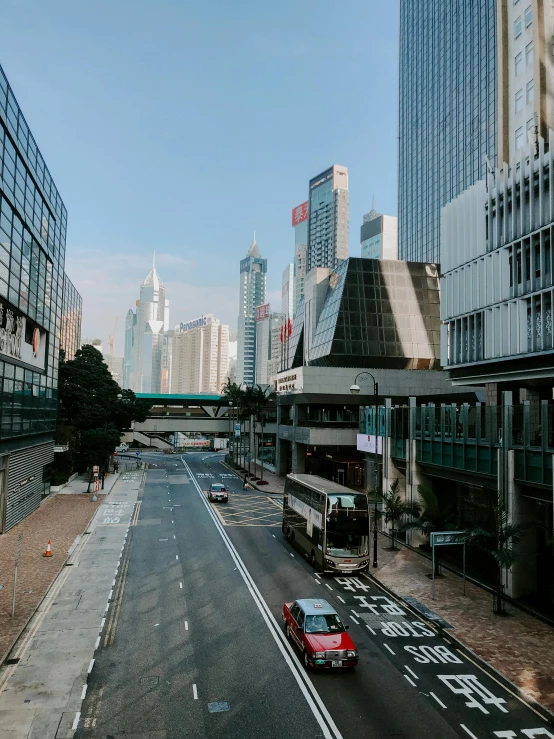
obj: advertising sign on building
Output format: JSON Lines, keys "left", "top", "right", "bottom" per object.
{"left": 256, "top": 303, "right": 270, "bottom": 321}
{"left": 356, "top": 434, "right": 383, "bottom": 455}
{"left": 274, "top": 368, "right": 303, "bottom": 394}
{"left": 292, "top": 201, "right": 309, "bottom": 227}
{"left": 177, "top": 315, "right": 209, "bottom": 333}
{"left": 0, "top": 297, "right": 47, "bottom": 371}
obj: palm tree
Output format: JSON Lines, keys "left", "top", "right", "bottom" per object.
{"left": 377, "top": 479, "right": 421, "bottom": 550}
{"left": 464, "top": 502, "right": 535, "bottom": 615}
{"left": 403, "top": 484, "right": 457, "bottom": 576}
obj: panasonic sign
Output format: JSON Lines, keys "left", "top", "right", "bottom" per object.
{"left": 177, "top": 315, "right": 210, "bottom": 333}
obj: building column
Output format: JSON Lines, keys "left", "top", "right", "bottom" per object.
{"left": 292, "top": 442, "right": 306, "bottom": 473}
{"left": 404, "top": 396, "right": 430, "bottom": 547}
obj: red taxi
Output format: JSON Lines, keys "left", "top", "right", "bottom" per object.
{"left": 282, "top": 598, "right": 358, "bottom": 669}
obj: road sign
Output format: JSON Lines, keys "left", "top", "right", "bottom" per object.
{"left": 234, "top": 423, "right": 241, "bottom": 438}
{"left": 430, "top": 530, "right": 467, "bottom": 599}
{"left": 93, "top": 465, "right": 99, "bottom": 478}
{"left": 135, "top": 451, "right": 141, "bottom": 457}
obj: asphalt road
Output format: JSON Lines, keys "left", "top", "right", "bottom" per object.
{"left": 76, "top": 451, "right": 553, "bottom": 739}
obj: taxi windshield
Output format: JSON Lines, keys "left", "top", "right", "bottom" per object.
{"left": 304, "top": 613, "right": 345, "bottom": 634}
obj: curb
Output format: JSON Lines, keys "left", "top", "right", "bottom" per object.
{"left": 219, "top": 459, "right": 283, "bottom": 498}
{"left": 0, "top": 494, "right": 107, "bottom": 668}
{"left": 365, "top": 569, "right": 554, "bottom": 726}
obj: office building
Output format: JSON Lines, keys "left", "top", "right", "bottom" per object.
{"left": 60, "top": 273, "right": 82, "bottom": 360}
{"left": 254, "top": 304, "right": 283, "bottom": 385}
{"left": 281, "top": 263, "right": 294, "bottom": 320}
{"left": 292, "top": 202, "right": 308, "bottom": 315}
{"left": 398, "top": 0, "right": 497, "bottom": 263}
{"left": 307, "top": 166, "right": 349, "bottom": 272}
{"left": 360, "top": 206, "right": 398, "bottom": 260}
{"left": 0, "top": 64, "right": 76, "bottom": 531}
{"left": 237, "top": 235, "right": 267, "bottom": 385}
{"left": 170, "top": 314, "right": 229, "bottom": 394}
{"left": 123, "top": 259, "right": 168, "bottom": 393}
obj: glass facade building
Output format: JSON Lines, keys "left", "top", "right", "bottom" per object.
{"left": 61, "top": 274, "right": 82, "bottom": 360}
{"left": 398, "top": 0, "right": 497, "bottom": 264}
{"left": 0, "top": 64, "right": 71, "bottom": 531}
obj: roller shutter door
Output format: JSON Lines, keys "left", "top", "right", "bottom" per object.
{"left": 4, "top": 441, "right": 54, "bottom": 532}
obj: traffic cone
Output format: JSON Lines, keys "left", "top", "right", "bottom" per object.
{"left": 43, "top": 540, "right": 52, "bottom": 557}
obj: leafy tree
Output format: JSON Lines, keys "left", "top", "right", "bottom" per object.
{"left": 403, "top": 484, "right": 457, "bottom": 575}
{"left": 376, "top": 479, "right": 421, "bottom": 550}
{"left": 464, "top": 502, "right": 535, "bottom": 615}
{"left": 56, "top": 345, "right": 151, "bottom": 473}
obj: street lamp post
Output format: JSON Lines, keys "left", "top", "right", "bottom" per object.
{"left": 228, "top": 401, "right": 233, "bottom": 463}
{"left": 350, "top": 371, "right": 379, "bottom": 569}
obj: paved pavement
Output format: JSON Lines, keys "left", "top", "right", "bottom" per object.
{"left": 0, "top": 470, "right": 143, "bottom": 738}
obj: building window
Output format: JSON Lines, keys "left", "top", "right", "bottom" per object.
{"left": 515, "top": 16, "right": 523, "bottom": 37}
{"left": 527, "top": 117, "right": 535, "bottom": 135}
{"left": 525, "top": 6, "right": 532, "bottom": 27}
{"left": 515, "top": 89, "right": 524, "bottom": 112}
{"left": 515, "top": 126, "right": 524, "bottom": 150}
{"left": 526, "top": 79, "right": 534, "bottom": 104}
{"left": 526, "top": 41, "right": 533, "bottom": 66}
{"left": 515, "top": 52, "right": 523, "bottom": 75}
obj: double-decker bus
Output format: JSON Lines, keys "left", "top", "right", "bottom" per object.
{"left": 282, "top": 474, "right": 371, "bottom": 574}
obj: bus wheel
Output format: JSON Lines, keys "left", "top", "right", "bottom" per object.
{"left": 310, "top": 551, "right": 316, "bottom": 569}
{"left": 290, "top": 532, "right": 295, "bottom": 545}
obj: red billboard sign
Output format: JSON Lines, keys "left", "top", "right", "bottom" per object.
{"left": 292, "top": 201, "right": 309, "bottom": 227}
{"left": 256, "top": 303, "right": 270, "bottom": 321}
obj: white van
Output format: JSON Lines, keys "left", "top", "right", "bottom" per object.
{"left": 115, "top": 443, "right": 129, "bottom": 453}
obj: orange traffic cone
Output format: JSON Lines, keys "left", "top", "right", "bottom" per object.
{"left": 43, "top": 540, "right": 52, "bottom": 557}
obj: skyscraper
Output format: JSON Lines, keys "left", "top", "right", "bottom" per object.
{"left": 360, "top": 206, "right": 398, "bottom": 260}
{"left": 307, "top": 165, "right": 349, "bottom": 272}
{"left": 281, "top": 263, "right": 294, "bottom": 319}
{"left": 170, "top": 314, "right": 228, "bottom": 394}
{"left": 60, "top": 274, "right": 82, "bottom": 360}
{"left": 237, "top": 236, "right": 267, "bottom": 385}
{"left": 398, "top": 0, "right": 497, "bottom": 264}
{"left": 291, "top": 201, "right": 308, "bottom": 315}
{"left": 254, "top": 304, "right": 283, "bottom": 385}
{"left": 123, "top": 259, "right": 168, "bottom": 393}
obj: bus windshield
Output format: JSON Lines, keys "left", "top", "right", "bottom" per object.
{"left": 326, "top": 494, "right": 369, "bottom": 557}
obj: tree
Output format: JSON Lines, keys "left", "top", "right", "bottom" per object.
{"left": 464, "top": 502, "right": 535, "bottom": 615}
{"left": 403, "top": 484, "right": 457, "bottom": 575}
{"left": 56, "top": 345, "right": 151, "bottom": 475}
{"left": 377, "top": 479, "right": 421, "bottom": 550}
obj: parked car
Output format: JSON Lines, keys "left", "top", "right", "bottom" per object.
{"left": 115, "top": 443, "right": 129, "bottom": 453}
{"left": 208, "top": 483, "right": 228, "bottom": 503}
{"left": 282, "top": 598, "right": 358, "bottom": 669}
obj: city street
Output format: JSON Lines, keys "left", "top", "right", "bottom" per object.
{"left": 73, "top": 452, "right": 553, "bottom": 739}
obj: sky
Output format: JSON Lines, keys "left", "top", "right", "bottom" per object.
{"left": 0, "top": 0, "right": 399, "bottom": 355}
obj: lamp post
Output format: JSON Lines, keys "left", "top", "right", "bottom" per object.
{"left": 350, "top": 371, "right": 379, "bottom": 568}
{"left": 228, "top": 401, "right": 233, "bottom": 463}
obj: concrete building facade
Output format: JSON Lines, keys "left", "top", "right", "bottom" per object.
{"left": 307, "top": 166, "right": 349, "bottom": 272}
{"left": 170, "top": 314, "right": 228, "bottom": 394}
{"left": 360, "top": 207, "right": 398, "bottom": 260}
{"left": 237, "top": 236, "right": 267, "bottom": 385}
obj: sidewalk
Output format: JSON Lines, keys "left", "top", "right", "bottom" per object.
{"left": 227, "top": 461, "right": 285, "bottom": 496}
{"left": 0, "top": 489, "right": 108, "bottom": 666}
{"left": 371, "top": 533, "right": 554, "bottom": 715}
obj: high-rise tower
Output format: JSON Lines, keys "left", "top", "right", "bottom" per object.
{"left": 237, "top": 236, "right": 267, "bottom": 385}
{"left": 307, "top": 165, "right": 349, "bottom": 272}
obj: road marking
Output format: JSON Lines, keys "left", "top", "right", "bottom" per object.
{"left": 315, "top": 573, "right": 321, "bottom": 579}
{"left": 272, "top": 534, "right": 276, "bottom": 538}
{"left": 182, "top": 458, "right": 343, "bottom": 739}
{"left": 185, "top": 621, "right": 189, "bottom": 630}
{"left": 88, "top": 659, "right": 95, "bottom": 674}
{"left": 192, "top": 684, "right": 198, "bottom": 700}
{"left": 100, "top": 618, "right": 105, "bottom": 629}
{"left": 172, "top": 519, "right": 174, "bottom": 524}
{"left": 430, "top": 692, "right": 447, "bottom": 708}
{"left": 404, "top": 674, "right": 416, "bottom": 687}
{"left": 314, "top": 578, "right": 321, "bottom": 585}
{"left": 176, "top": 554, "right": 179, "bottom": 560}
{"left": 72, "top": 713, "right": 81, "bottom": 731}
{"left": 366, "top": 625, "right": 376, "bottom": 635}
{"left": 350, "top": 615, "right": 360, "bottom": 625}
{"left": 81, "top": 684, "right": 88, "bottom": 700}
{"left": 384, "top": 644, "right": 395, "bottom": 655}
{"left": 108, "top": 590, "right": 113, "bottom": 600}
{"left": 180, "top": 582, "right": 183, "bottom": 589}
{"left": 112, "top": 579, "right": 116, "bottom": 587}
{"left": 173, "top": 535, "right": 176, "bottom": 539}
{"left": 405, "top": 665, "right": 419, "bottom": 680}
{"left": 460, "top": 725, "right": 479, "bottom": 739}
{"left": 95, "top": 636, "right": 100, "bottom": 650}
{"left": 290, "top": 553, "right": 294, "bottom": 558}
{"left": 337, "top": 596, "right": 345, "bottom": 604}
{"left": 325, "top": 584, "right": 333, "bottom": 591}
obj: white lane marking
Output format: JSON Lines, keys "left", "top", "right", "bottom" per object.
{"left": 192, "top": 684, "right": 198, "bottom": 700}
{"left": 460, "top": 725, "right": 479, "bottom": 739}
{"left": 337, "top": 596, "right": 345, "bottom": 604}
{"left": 81, "top": 684, "right": 88, "bottom": 700}
{"left": 105, "top": 603, "right": 109, "bottom": 614}
{"left": 112, "top": 579, "right": 116, "bottom": 587}
{"left": 384, "top": 643, "right": 395, "bottom": 655}
{"left": 405, "top": 665, "right": 419, "bottom": 681}
{"left": 314, "top": 578, "right": 321, "bottom": 585}
{"left": 325, "top": 584, "right": 333, "bottom": 591}
{"left": 182, "top": 458, "right": 343, "bottom": 739}
{"left": 95, "top": 636, "right": 100, "bottom": 649}
{"left": 404, "top": 674, "right": 416, "bottom": 687}
{"left": 185, "top": 621, "right": 189, "bottom": 630}
{"left": 179, "top": 582, "right": 183, "bottom": 589}
{"left": 430, "top": 692, "right": 447, "bottom": 709}
{"left": 173, "top": 535, "right": 176, "bottom": 539}
{"left": 176, "top": 555, "right": 179, "bottom": 560}
{"left": 315, "top": 573, "right": 321, "bottom": 579}
{"left": 272, "top": 534, "right": 276, "bottom": 538}
{"left": 100, "top": 618, "right": 105, "bottom": 629}
{"left": 350, "top": 615, "right": 360, "bottom": 625}
{"left": 366, "top": 625, "right": 376, "bottom": 635}
{"left": 108, "top": 590, "right": 113, "bottom": 600}
{"left": 88, "top": 659, "right": 95, "bottom": 674}
{"left": 72, "top": 713, "right": 81, "bottom": 731}
{"left": 290, "top": 553, "right": 294, "bottom": 558}
{"left": 172, "top": 519, "right": 174, "bottom": 524}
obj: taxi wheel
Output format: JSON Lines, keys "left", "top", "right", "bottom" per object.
{"left": 303, "top": 651, "right": 310, "bottom": 670}
{"left": 285, "top": 623, "right": 291, "bottom": 640}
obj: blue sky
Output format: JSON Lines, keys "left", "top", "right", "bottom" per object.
{"left": 0, "top": 0, "right": 399, "bottom": 354}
